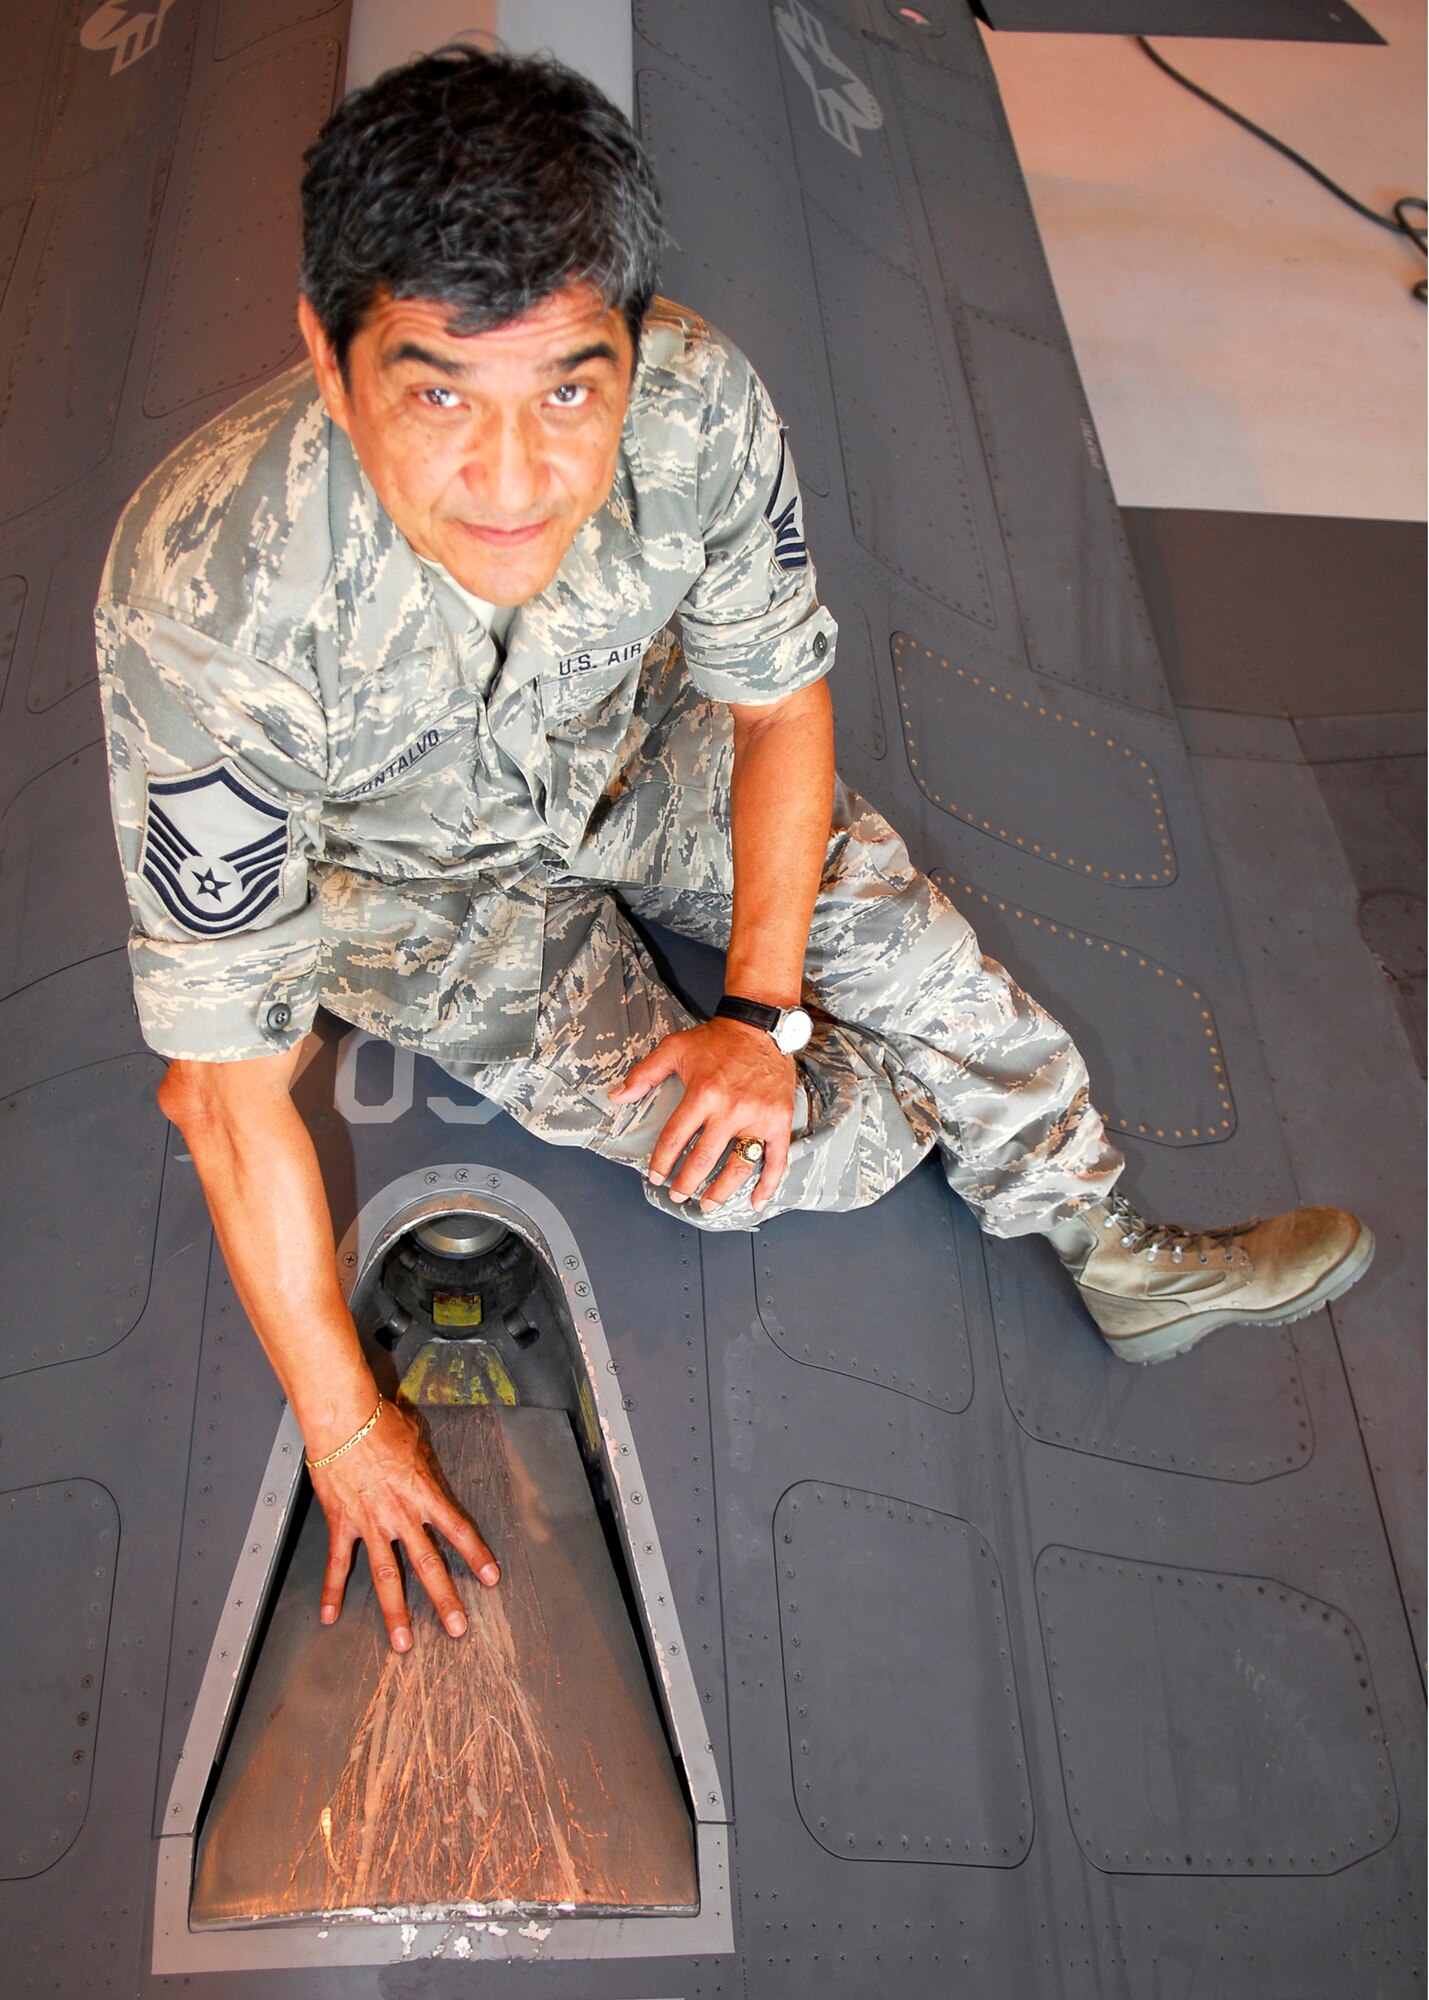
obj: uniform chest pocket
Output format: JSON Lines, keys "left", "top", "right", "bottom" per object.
{"left": 536, "top": 661, "right": 641, "bottom": 729}
{"left": 534, "top": 623, "right": 666, "bottom": 723}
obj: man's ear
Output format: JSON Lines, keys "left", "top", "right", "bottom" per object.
{"left": 297, "top": 295, "right": 352, "bottom": 435}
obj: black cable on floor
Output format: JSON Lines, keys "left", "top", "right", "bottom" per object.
{"left": 1135, "top": 35, "right": 1427, "bottom": 303}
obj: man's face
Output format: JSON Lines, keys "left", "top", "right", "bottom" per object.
{"left": 299, "top": 284, "right": 635, "bottom": 605}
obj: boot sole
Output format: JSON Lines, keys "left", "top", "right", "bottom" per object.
{"left": 1100, "top": 1223, "right": 1377, "bottom": 1366}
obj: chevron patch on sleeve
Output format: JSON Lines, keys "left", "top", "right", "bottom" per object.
{"left": 764, "top": 429, "right": 808, "bottom": 572}
{"left": 139, "top": 761, "right": 292, "bottom": 936}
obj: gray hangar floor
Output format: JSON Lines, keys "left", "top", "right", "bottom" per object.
{"left": 0, "top": 0, "right": 1422, "bottom": 1996}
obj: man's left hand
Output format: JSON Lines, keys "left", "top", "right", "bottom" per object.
{"left": 609, "top": 1017, "right": 795, "bottom": 1211}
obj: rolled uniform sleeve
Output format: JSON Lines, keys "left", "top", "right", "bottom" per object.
{"left": 96, "top": 599, "right": 328, "bottom": 1062}
{"left": 675, "top": 341, "right": 837, "bottom": 707}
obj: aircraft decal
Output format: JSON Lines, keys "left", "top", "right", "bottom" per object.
{"left": 774, "top": 0, "right": 883, "bottom": 158}
{"left": 80, "top": 0, "right": 178, "bottom": 77}
{"left": 1079, "top": 415, "right": 1106, "bottom": 472}
{"left": 140, "top": 762, "right": 291, "bottom": 936}
{"left": 765, "top": 429, "right": 808, "bottom": 571}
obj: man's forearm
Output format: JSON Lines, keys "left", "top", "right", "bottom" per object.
{"left": 159, "top": 1052, "right": 499, "bottom": 1645}
{"left": 726, "top": 677, "right": 835, "bottom": 1005}
{"left": 160, "top": 1057, "right": 377, "bottom": 1455}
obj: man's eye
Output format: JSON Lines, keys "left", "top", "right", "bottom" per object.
{"left": 549, "top": 382, "right": 589, "bottom": 408}
{"left": 419, "top": 386, "right": 462, "bottom": 410}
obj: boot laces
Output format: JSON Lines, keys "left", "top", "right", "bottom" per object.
{"left": 1102, "top": 1192, "right": 1256, "bottom": 1266}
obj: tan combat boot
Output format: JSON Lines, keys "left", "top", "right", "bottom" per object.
{"left": 1049, "top": 1191, "right": 1374, "bottom": 1365}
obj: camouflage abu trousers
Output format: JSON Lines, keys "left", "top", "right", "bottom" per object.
{"left": 439, "top": 779, "right": 1124, "bottom": 1238}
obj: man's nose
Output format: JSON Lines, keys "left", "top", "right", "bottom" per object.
{"left": 467, "top": 407, "right": 544, "bottom": 520}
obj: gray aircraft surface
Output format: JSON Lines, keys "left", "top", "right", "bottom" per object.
{"left": 0, "top": 0, "right": 1423, "bottom": 1995}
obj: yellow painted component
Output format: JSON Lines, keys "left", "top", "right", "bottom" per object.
{"left": 482, "top": 1350, "right": 519, "bottom": 1407}
{"left": 577, "top": 1377, "right": 601, "bottom": 1456}
{"left": 432, "top": 1291, "right": 483, "bottom": 1328}
{"left": 400, "top": 1341, "right": 519, "bottom": 1408}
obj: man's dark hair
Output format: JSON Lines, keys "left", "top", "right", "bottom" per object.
{"left": 300, "top": 46, "right": 664, "bottom": 372}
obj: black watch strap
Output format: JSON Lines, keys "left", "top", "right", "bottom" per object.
{"left": 714, "top": 994, "right": 782, "bottom": 1035}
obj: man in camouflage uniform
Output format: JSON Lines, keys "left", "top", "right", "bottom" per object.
{"left": 97, "top": 49, "right": 1371, "bottom": 1653}
{"left": 100, "top": 296, "right": 1110, "bottom": 1234}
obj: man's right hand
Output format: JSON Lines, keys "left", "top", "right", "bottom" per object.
{"left": 157, "top": 1051, "right": 500, "bottom": 1656}
{"left": 309, "top": 1396, "right": 501, "bottom": 1653}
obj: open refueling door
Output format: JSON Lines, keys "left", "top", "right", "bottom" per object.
{"left": 179, "top": 1172, "right": 705, "bottom": 1929}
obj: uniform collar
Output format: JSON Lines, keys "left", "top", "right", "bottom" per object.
{"left": 326, "top": 421, "right": 440, "bottom": 672}
{"left": 503, "top": 474, "right": 643, "bottom": 683}
{"left": 420, "top": 556, "right": 496, "bottom": 645}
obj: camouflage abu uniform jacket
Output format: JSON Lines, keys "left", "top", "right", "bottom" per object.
{"left": 95, "top": 300, "right": 836, "bottom": 1065}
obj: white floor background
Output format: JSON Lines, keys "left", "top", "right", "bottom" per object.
{"left": 982, "top": 5, "right": 1427, "bottom": 520}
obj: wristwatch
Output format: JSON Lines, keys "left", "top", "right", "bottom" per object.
{"left": 714, "top": 993, "right": 813, "bottom": 1055}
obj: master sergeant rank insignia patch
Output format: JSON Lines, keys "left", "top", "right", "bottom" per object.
{"left": 139, "top": 762, "right": 291, "bottom": 937}
{"left": 764, "top": 429, "right": 809, "bottom": 572}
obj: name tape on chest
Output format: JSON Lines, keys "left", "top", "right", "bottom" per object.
{"left": 553, "top": 633, "right": 655, "bottom": 680}
{"left": 140, "top": 762, "right": 290, "bottom": 937}
{"left": 350, "top": 728, "right": 443, "bottom": 797}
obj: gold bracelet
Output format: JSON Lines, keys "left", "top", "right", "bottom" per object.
{"left": 305, "top": 1396, "right": 384, "bottom": 1471}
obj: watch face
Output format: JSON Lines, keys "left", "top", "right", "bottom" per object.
{"left": 774, "top": 1006, "right": 813, "bottom": 1055}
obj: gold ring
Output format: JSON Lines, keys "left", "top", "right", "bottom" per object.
{"left": 733, "top": 1136, "right": 765, "bottom": 1166}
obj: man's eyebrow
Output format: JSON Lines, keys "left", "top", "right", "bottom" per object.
{"left": 379, "top": 339, "right": 620, "bottom": 376}
{"left": 548, "top": 341, "right": 619, "bottom": 373}
{"left": 381, "top": 341, "right": 469, "bottom": 377}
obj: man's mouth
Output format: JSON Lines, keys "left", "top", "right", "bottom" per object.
{"left": 453, "top": 519, "right": 548, "bottom": 549}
